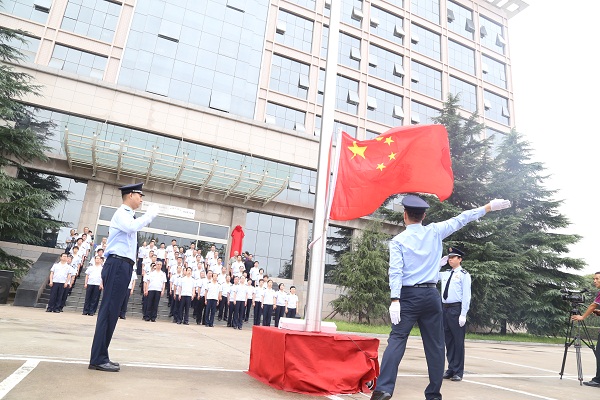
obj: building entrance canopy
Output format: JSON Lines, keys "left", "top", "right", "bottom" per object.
{"left": 64, "top": 128, "right": 290, "bottom": 205}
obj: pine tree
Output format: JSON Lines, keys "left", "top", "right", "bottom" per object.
{"left": 330, "top": 221, "right": 390, "bottom": 324}
{"left": 0, "top": 26, "right": 67, "bottom": 280}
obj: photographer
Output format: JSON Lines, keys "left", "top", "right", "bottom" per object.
{"left": 571, "top": 272, "right": 600, "bottom": 388}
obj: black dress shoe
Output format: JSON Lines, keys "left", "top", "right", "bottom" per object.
{"left": 450, "top": 375, "right": 462, "bottom": 381}
{"left": 183, "top": 322, "right": 189, "bottom": 325}
{"left": 119, "top": 316, "right": 126, "bottom": 320}
{"left": 108, "top": 361, "right": 120, "bottom": 367}
{"left": 583, "top": 380, "right": 600, "bottom": 387}
{"left": 370, "top": 391, "right": 392, "bottom": 400}
{"left": 88, "top": 362, "right": 119, "bottom": 372}
{"left": 443, "top": 371, "right": 453, "bottom": 379}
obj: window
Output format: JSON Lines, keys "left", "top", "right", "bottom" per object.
{"left": 339, "top": 32, "right": 361, "bottom": 70}
{"left": 266, "top": 102, "right": 306, "bottom": 131}
{"left": 336, "top": 75, "right": 359, "bottom": 114}
{"left": 5, "top": 34, "right": 40, "bottom": 63}
{"left": 367, "top": 86, "right": 404, "bottom": 126}
{"left": 411, "top": 0, "right": 440, "bottom": 24}
{"left": 2, "top": 0, "right": 50, "bottom": 23}
{"left": 294, "top": 0, "right": 316, "bottom": 11}
{"left": 48, "top": 44, "right": 107, "bottom": 79}
{"left": 483, "top": 90, "right": 510, "bottom": 125}
{"left": 411, "top": 100, "right": 440, "bottom": 125}
{"left": 482, "top": 54, "right": 507, "bottom": 88}
{"left": 370, "top": 5, "right": 404, "bottom": 45}
{"left": 448, "top": 40, "right": 475, "bottom": 75}
{"left": 277, "top": 166, "right": 317, "bottom": 205}
{"left": 275, "top": 9, "right": 314, "bottom": 53}
{"left": 369, "top": 44, "right": 404, "bottom": 86}
{"left": 411, "top": 24, "right": 441, "bottom": 60}
{"left": 447, "top": 1, "right": 474, "bottom": 40}
{"left": 411, "top": 61, "right": 442, "bottom": 99}
{"left": 270, "top": 54, "right": 310, "bottom": 99}
{"left": 334, "top": 120, "right": 357, "bottom": 139}
{"left": 61, "top": 0, "right": 121, "bottom": 42}
{"left": 321, "top": 25, "right": 329, "bottom": 58}
{"left": 340, "top": 0, "right": 363, "bottom": 28}
{"left": 245, "top": 212, "right": 296, "bottom": 279}
{"left": 449, "top": 76, "right": 477, "bottom": 112}
{"left": 480, "top": 15, "right": 505, "bottom": 55}
{"left": 486, "top": 127, "right": 506, "bottom": 156}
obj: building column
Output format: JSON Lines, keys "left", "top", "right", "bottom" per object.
{"left": 79, "top": 180, "right": 106, "bottom": 234}
{"left": 228, "top": 206, "right": 248, "bottom": 255}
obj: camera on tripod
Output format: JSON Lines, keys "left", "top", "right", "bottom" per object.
{"left": 560, "top": 283, "right": 588, "bottom": 305}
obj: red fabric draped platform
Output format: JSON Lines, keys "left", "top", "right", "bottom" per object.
{"left": 247, "top": 326, "right": 380, "bottom": 395}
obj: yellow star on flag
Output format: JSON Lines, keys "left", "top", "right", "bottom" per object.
{"left": 348, "top": 141, "right": 367, "bottom": 159}
{"left": 384, "top": 137, "right": 394, "bottom": 146}
{"left": 376, "top": 163, "right": 386, "bottom": 171}
{"left": 388, "top": 152, "right": 397, "bottom": 160}
{"left": 375, "top": 137, "right": 383, "bottom": 141}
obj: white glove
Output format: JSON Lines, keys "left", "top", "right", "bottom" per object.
{"left": 389, "top": 301, "right": 401, "bottom": 325}
{"left": 458, "top": 315, "right": 467, "bottom": 327}
{"left": 146, "top": 204, "right": 160, "bottom": 218}
{"left": 439, "top": 255, "right": 448, "bottom": 267}
{"left": 490, "top": 199, "right": 511, "bottom": 211}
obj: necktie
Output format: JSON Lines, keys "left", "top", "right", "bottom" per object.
{"left": 443, "top": 270, "right": 454, "bottom": 300}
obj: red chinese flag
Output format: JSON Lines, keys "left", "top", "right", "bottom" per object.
{"left": 329, "top": 124, "right": 454, "bottom": 221}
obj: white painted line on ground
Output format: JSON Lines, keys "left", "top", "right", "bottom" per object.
{"left": 0, "top": 359, "right": 39, "bottom": 399}
{"left": 326, "top": 395, "right": 346, "bottom": 400}
{"left": 462, "top": 378, "right": 559, "bottom": 400}
{"left": 469, "top": 355, "right": 559, "bottom": 374}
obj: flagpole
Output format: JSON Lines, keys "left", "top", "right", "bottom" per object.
{"left": 304, "top": 0, "right": 341, "bottom": 333}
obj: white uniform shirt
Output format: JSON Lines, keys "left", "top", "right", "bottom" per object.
{"left": 231, "top": 261, "right": 244, "bottom": 276}
{"left": 50, "top": 262, "right": 71, "bottom": 283}
{"left": 221, "top": 282, "right": 231, "bottom": 298}
{"left": 86, "top": 265, "right": 103, "bottom": 286}
{"left": 287, "top": 294, "right": 298, "bottom": 308}
{"left": 217, "top": 272, "right": 227, "bottom": 284}
{"left": 234, "top": 284, "right": 249, "bottom": 302}
{"left": 275, "top": 291, "right": 287, "bottom": 306}
{"left": 205, "top": 281, "right": 221, "bottom": 300}
{"left": 128, "top": 271, "right": 137, "bottom": 290}
{"left": 156, "top": 247, "right": 166, "bottom": 259}
{"left": 249, "top": 267, "right": 260, "bottom": 283}
{"left": 171, "top": 274, "right": 182, "bottom": 292}
{"left": 253, "top": 286, "right": 265, "bottom": 302}
{"left": 229, "top": 284, "right": 239, "bottom": 302}
{"left": 179, "top": 276, "right": 195, "bottom": 297}
{"left": 146, "top": 270, "right": 167, "bottom": 291}
{"left": 196, "top": 278, "right": 208, "bottom": 297}
{"left": 262, "top": 288, "right": 276, "bottom": 305}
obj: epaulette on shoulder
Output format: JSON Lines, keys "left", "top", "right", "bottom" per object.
{"left": 460, "top": 269, "right": 468, "bottom": 274}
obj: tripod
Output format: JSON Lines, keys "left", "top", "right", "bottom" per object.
{"left": 559, "top": 304, "right": 596, "bottom": 385}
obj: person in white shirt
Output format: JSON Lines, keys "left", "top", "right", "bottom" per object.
{"left": 177, "top": 267, "right": 195, "bottom": 325}
{"left": 218, "top": 274, "right": 231, "bottom": 322}
{"left": 185, "top": 243, "right": 196, "bottom": 260}
{"left": 155, "top": 242, "right": 166, "bottom": 262}
{"left": 261, "top": 279, "right": 276, "bottom": 326}
{"left": 61, "top": 254, "right": 78, "bottom": 311}
{"left": 166, "top": 239, "right": 177, "bottom": 260}
{"left": 144, "top": 261, "right": 166, "bottom": 322}
{"left": 195, "top": 270, "right": 208, "bottom": 325}
{"left": 232, "top": 276, "right": 249, "bottom": 330}
{"left": 227, "top": 276, "right": 239, "bottom": 327}
{"left": 119, "top": 269, "right": 137, "bottom": 320}
{"left": 170, "top": 265, "right": 183, "bottom": 323}
{"left": 249, "top": 261, "right": 261, "bottom": 284}
{"left": 204, "top": 273, "right": 222, "bottom": 327}
{"left": 286, "top": 286, "right": 299, "bottom": 318}
{"left": 205, "top": 245, "right": 216, "bottom": 265}
{"left": 46, "top": 253, "right": 71, "bottom": 313}
{"left": 244, "top": 279, "right": 254, "bottom": 322}
{"left": 137, "top": 241, "right": 148, "bottom": 274}
{"left": 83, "top": 255, "right": 104, "bottom": 316}
{"left": 231, "top": 255, "right": 244, "bottom": 279}
{"left": 210, "top": 257, "right": 223, "bottom": 275}
{"left": 253, "top": 279, "right": 265, "bottom": 326}
{"left": 274, "top": 283, "right": 288, "bottom": 328}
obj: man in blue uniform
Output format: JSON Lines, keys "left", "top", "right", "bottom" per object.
{"left": 89, "top": 183, "right": 159, "bottom": 372}
{"left": 371, "top": 195, "right": 511, "bottom": 400}
{"left": 440, "top": 246, "right": 471, "bottom": 382}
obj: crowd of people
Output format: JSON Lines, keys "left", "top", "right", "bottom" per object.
{"left": 48, "top": 232, "right": 301, "bottom": 329}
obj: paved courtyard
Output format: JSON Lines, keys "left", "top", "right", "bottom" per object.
{"left": 0, "top": 305, "right": 597, "bottom": 399}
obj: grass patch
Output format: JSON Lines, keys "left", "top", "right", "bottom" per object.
{"left": 328, "top": 320, "right": 572, "bottom": 344}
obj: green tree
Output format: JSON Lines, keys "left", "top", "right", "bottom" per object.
{"left": 0, "top": 26, "right": 66, "bottom": 280}
{"left": 330, "top": 221, "right": 390, "bottom": 324}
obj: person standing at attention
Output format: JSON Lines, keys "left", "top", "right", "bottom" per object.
{"left": 370, "top": 195, "right": 511, "bottom": 400}
{"left": 89, "top": 183, "right": 159, "bottom": 372}
{"left": 439, "top": 247, "right": 471, "bottom": 382}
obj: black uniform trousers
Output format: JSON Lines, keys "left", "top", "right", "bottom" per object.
{"left": 47, "top": 283, "right": 65, "bottom": 312}
{"left": 218, "top": 295, "right": 228, "bottom": 320}
{"left": 262, "top": 304, "right": 274, "bottom": 326}
{"left": 227, "top": 300, "right": 235, "bottom": 326}
{"left": 195, "top": 296, "right": 206, "bottom": 324}
{"left": 83, "top": 284, "right": 102, "bottom": 315}
{"left": 375, "top": 287, "right": 444, "bottom": 400}
{"left": 253, "top": 301, "right": 262, "bottom": 325}
{"left": 119, "top": 289, "right": 131, "bottom": 318}
{"left": 245, "top": 298, "right": 252, "bottom": 321}
{"left": 179, "top": 296, "right": 191, "bottom": 323}
{"left": 286, "top": 307, "right": 296, "bottom": 318}
{"left": 205, "top": 299, "right": 218, "bottom": 326}
{"left": 443, "top": 303, "right": 466, "bottom": 377}
{"left": 594, "top": 332, "right": 600, "bottom": 382}
{"left": 233, "top": 300, "right": 245, "bottom": 329}
{"left": 90, "top": 257, "right": 132, "bottom": 366}
{"left": 274, "top": 304, "right": 286, "bottom": 327}
{"left": 146, "top": 290, "right": 161, "bottom": 320}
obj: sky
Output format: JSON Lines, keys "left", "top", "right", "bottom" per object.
{"left": 508, "top": 0, "right": 600, "bottom": 276}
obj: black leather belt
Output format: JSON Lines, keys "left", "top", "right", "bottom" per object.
{"left": 443, "top": 302, "right": 462, "bottom": 308}
{"left": 108, "top": 254, "right": 135, "bottom": 266}
{"left": 410, "top": 283, "right": 437, "bottom": 288}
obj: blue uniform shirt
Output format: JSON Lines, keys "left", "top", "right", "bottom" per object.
{"left": 440, "top": 266, "right": 472, "bottom": 316}
{"left": 104, "top": 205, "right": 155, "bottom": 261}
{"left": 389, "top": 206, "right": 486, "bottom": 299}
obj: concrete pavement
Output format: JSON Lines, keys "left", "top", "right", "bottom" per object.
{"left": 0, "top": 305, "right": 597, "bottom": 399}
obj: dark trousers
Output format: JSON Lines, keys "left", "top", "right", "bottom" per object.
{"left": 205, "top": 299, "right": 218, "bottom": 326}
{"left": 245, "top": 298, "right": 252, "bottom": 321}
{"left": 146, "top": 290, "right": 161, "bottom": 320}
{"left": 120, "top": 289, "right": 131, "bottom": 318}
{"left": 60, "top": 283, "right": 71, "bottom": 310}
{"left": 84, "top": 285, "right": 102, "bottom": 315}
{"left": 195, "top": 296, "right": 206, "bottom": 324}
{"left": 375, "top": 287, "right": 444, "bottom": 400}
{"left": 594, "top": 332, "right": 600, "bottom": 381}
{"left": 227, "top": 301, "right": 235, "bottom": 326}
{"left": 170, "top": 293, "right": 178, "bottom": 318}
{"left": 179, "top": 296, "right": 191, "bottom": 323}
{"left": 233, "top": 301, "right": 246, "bottom": 329}
{"left": 443, "top": 305, "right": 466, "bottom": 377}
{"left": 253, "top": 301, "right": 262, "bottom": 325}
{"left": 90, "top": 257, "right": 132, "bottom": 365}
{"left": 274, "top": 304, "right": 286, "bottom": 327}
{"left": 47, "top": 283, "right": 65, "bottom": 312}
{"left": 262, "top": 304, "right": 273, "bottom": 326}
{"left": 218, "top": 296, "right": 228, "bottom": 320}
{"left": 286, "top": 307, "right": 296, "bottom": 318}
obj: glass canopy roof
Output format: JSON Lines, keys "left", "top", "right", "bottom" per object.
{"left": 63, "top": 128, "right": 290, "bottom": 205}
